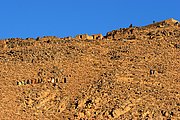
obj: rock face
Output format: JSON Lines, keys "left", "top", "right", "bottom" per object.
{"left": 0, "top": 18, "right": 180, "bottom": 120}
{"left": 106, "top": 18, "right": 180, "bottom": 40}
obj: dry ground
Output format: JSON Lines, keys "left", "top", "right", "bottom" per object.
{"left": 0, "top": 19, "right": 180, "bottom": 119}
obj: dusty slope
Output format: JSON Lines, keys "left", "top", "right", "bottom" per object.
{"left": 0, "top": 18, "right": 180, "bottom": 119}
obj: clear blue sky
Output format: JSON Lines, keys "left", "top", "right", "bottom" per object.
{"left": 0, "top": 0, "right": 179, "bottom": 39}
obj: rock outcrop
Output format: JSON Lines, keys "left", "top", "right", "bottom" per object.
{"left": 106, "top": 18, "right": 180, "bottom": 40}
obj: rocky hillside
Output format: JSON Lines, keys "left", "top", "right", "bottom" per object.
{"left": 0, "top": 18, "right": 180, "bottom": 120}
{"left": 106, "top": 18, "right": 180, "bottom": 40}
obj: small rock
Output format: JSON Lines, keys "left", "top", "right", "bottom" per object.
{"left": 55, "top": 78, "right": 59, "bottom": 83}
{"left": 165, "top": 111, "right": 169, "bottom": 117}
{"left": 38, "top": 78, "right": 43, "bottom": 83}
{"left": 161, "top": 110, "right": 167, "bottom": 116}
{"left": 51, "top": 78, "right": 55, "bottom": 83}
{"left": 175, "top": 44, "right": 180, "bottom": 48}
{"left": 17, "top": 81, "right": 22, "bottom": 85}
{"left": 150, "top": 69, "right": 155, "bottom": 75}
{"left": 23, "top": 80, "right": 27, "bottom": 85}
{"left": 169, "top": 111, "right": 174, "bottom": 116}
{"left": 21, "top": 81, "right": 24, "bottom": 85}
{"left": 64, "top": 77, "right": 67, "bottom": 83}
{"left": 26, "top": 80, "right": 31, "bottom": 84}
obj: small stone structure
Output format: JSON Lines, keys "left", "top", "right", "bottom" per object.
{"left": 92, "top": 34, "right": 103, "bottom": 40}
{"left": 75, "top": 34, "right": 103, "bottom": 40}
{"left": 75, "top": 34, "right": 93, "bottom": 40}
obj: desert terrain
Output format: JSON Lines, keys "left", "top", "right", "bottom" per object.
{"left": 0, "top": 18, "right": 180, "bottom": 119}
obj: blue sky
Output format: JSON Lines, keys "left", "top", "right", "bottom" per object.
{"left": 0, "top": 0, "right": 179, "bottom": 39}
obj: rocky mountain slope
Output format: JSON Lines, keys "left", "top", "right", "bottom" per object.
{"left": 0, "top": 18, "right": 180, "bottom": 119}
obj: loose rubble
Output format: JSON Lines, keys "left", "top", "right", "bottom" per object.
{"left": 0, "top": 18, "right": 179, "bottom": 119}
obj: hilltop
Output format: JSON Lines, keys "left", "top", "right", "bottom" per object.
{"left": 0, "top": 18, "right": 180, "bottom": 119}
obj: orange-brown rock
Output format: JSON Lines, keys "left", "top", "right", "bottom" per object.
{"left": 106, "top": 18, "right": 180, "bottom": 40}
{"left": 0, "top": 18, "right": 179, "bottom": 120}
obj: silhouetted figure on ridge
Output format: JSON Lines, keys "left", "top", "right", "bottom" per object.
{"left": 129, "top": 24, "right": 133, "bottom": 28}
